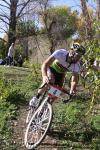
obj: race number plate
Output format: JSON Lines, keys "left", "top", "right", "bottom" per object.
{"left": 48, "top": 85, "right": 62, "bottom": 98}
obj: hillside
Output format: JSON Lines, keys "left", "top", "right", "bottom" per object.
{"left": 0, "top": 65, "right": 99, "bottom": 150}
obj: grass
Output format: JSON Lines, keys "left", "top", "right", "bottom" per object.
{"left": 51, "top": 101, "right": 100, "bottom": 149}
{"left": 0, "top": 65, "right": 39, "bottom": 150}
{"left": 0, "top": 65, "right": 99, "bottom": 150}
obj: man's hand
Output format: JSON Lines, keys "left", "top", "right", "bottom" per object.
{"left": 43, "top": 75, "right": 49, "bottom": 84}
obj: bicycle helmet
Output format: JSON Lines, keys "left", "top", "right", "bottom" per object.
{"left": 71, "top": 42, "right": 86, "bottom": 56}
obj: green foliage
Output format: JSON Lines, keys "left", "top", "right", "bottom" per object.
{"left": 91, "top": 115, "right": 100, "bottom": 131}
{"left": 85, "top": 40, "right": 99, "bottom": 62}
{"left": 14, "top": 44, "right": 24, "bottom": 59}
{"left": 22, "top": 62, "right": 42, "bottom": 84}
{"left": 0, "top": 66, "right": 41, "bottom": 150}
{"left": 16, "top": 20, "right": 37, "bottom": 37}
{"left": 82, "top": 39, "right": 100, "bottom": 115}
{"left": 41, "top": 6, "right": 78, "bottom": 39}
{"left": 0, "top": 63, "right": 99, "bottom": 149}
{"left": 53, "top": 100, "right": 87, "bottom": 131}
{"left": 92, "top": 19, "right": 100, "bottom": 40}
{"left": 0, "top": 39, "right": 7, "bottom": 58}
{"left": 23, "top": 59, "right": 31, "bottom": 68}
{"left": 52, "top": 98, "right": 99, "bottom": 148}
{"left": 50, "top": 39, "right": 100, "bottom": 148}
{"left": 0, "top": 80, "right": 17, "bottom": 149}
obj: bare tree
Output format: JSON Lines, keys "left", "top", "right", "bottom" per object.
{"left": 39, "top": 1, "right": 78, "bottom": 53}
{"left": 0, "top": 0, "right": 38, "bottom": 48}
{"left": 38, "top": 0, "right": 55, "bottom": 53}
{"left": 96, "top": 0, "right": 100, "bottom": 40}
{"left": 96, "top": 0, "right": 100, "bottom": 20}
{"left": 80, "top": 0, "right": 93, "bottom": 40}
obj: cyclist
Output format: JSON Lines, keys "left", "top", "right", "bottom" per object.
{"left": 29, "top": 42, "right": 86, "bottom": 106}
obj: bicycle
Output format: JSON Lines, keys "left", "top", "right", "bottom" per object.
{"left": 24, "top": 83, "right": 71, "bottom": 150}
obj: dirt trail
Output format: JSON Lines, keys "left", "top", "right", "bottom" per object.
{"left": 12, "top": 105, "right": 58, "bottom": 150}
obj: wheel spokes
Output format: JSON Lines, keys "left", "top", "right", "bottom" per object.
{"left": 25, "top": 102, "right": 52, "bottom": 149}
{"left": 28, "top": 109, "right": 50, "bottom": 140}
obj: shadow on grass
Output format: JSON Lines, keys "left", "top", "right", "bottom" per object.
{"left": 48, "top": 129, "right": 97, "bottom": 144}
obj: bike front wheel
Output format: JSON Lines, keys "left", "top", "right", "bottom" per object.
{"left": 26, "top": 107, "right": 35, "bottom": 124}
{"left": 24, "top": 97, "right": 53, "bottom": 150}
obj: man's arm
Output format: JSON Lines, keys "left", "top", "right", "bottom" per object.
{"left": 41, "top": 56, "right": 55, "bottom": 83}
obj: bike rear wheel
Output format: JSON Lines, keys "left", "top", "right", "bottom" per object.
{"left": 24, "top": 97, "right": 52, "bottom": 150}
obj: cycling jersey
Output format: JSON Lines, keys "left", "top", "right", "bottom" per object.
{"left": 50, "top": 49, "right": 81, "bottom": 74}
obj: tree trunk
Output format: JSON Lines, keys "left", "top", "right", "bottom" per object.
{"left": 96, "top": 0, "right": 100, "bottom": 40}
{"left": 8, "top": 0, "right": 18, "bottom": 48}
{"left": 97, "top": 0, "right": 100, "bottom": 20}
{"left": 80, "top": 0, "right": 93, "bottom": 40}
{"left": 43, "top": 12, "right": 56, "bottom": 53}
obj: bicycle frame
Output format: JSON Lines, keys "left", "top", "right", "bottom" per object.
{"left": 48, "top": 84, "right": 69, "bottom": 100}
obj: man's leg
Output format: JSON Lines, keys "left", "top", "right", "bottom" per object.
{"left": 36, "top": 68, "right": 55, "bottom": 98}
{"left": 70, "top": 73, "right": 79, "bottom": 95}
{"left": 8, "top": 56, "right": 11, "bottom": 65}
{"left": 29, "top": 68, "right": 55, "bottom": 106}
{"left": 6, "top": 57, "right": 9, "bottom": 65}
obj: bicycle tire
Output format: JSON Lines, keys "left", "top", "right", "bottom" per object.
{"left": 26, "top": 107, "right": 35, "bottom": 124}
{"left": 26, "top": 92, "right": 47, "bottom": 124}
{"left": 24, "top": 97, "right": 53, "bottom": 150}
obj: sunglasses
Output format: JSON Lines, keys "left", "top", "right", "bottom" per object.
{"left": 71, "top": 51, "right": 82, "bottom": 57}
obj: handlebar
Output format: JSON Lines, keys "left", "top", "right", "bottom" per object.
{"left": 39, "top": 82, "right": 73, "bottom": 103}
{"left": 39, "top": 82, "right": 70, "bottom": 94}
